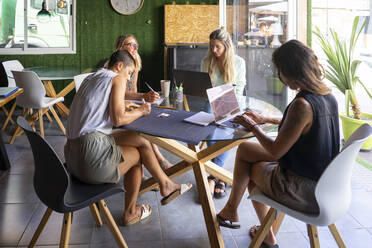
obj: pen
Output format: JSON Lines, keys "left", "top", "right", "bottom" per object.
{"left": 144, "top": 82, "right": 155, "bottom": 92}
{"left": 156, "top": 105, "right": 177, "bottom": 110}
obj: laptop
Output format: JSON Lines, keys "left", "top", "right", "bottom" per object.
{"left": 206, "top": 83, "right": 242, "bottom": 128}
{"left": 173, "top": 69, "right": 212, "bottom": 98}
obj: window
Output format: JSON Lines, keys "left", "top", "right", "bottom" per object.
{"left": 223, "top": 0, "right": 298, "bottom": 111}
{"left": 312, "top": 0, "right": 372, "bottom": 112}
{"left": 0, "top": 0, "right": 76, "bottom": 54}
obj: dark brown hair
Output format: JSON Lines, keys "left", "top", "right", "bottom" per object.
{"left": 272, "top": 39, "right": 330, "bottom": 95}
{"left": 107, "top": 50, "right": 135, "bottom": 69}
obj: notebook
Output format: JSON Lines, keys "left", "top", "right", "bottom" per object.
{"left": 0, "top": 87, "right": 18, "bottom": 98}
{"left": 184, "top": 84, "right": 242, "bottom": 128}
{"left": 173, "top": 69, "right": 212, "bottom": 98}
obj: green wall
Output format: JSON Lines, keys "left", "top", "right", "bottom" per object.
{"left": 0, "top": 0, "right": 217, "bottom": 104}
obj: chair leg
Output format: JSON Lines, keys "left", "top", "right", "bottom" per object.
{"left": 89, "top": 203, "right": 103, "bottom": 227}
{"left": 49, "top": 105, "right": 66, "bottom": 135}
{"left": 45, "top": 110, "right": 53, "bottom": 123}
{"left": 28, "top": 208, "right": 53, "bottom": 248}
{"left": 199, "top": 141, "right": 207, "bottom": 149}
{"left": 98, "top": 200, "right": 128, "bottom": 248}
{"left": 60, "top": 212, "right": 72, "bottom": 248}
{"left": 38, "top": 109, "right": 44, "bottom": 138}
{"left": 249, "top": 208, "right": 278, "bottom": 248}
{"left": 307, "top": 224, "right": 320, "bottom": 248}
{"left": 328, "top": 224, "right": 346, "bottom": 248}
{"left": 9, "top": 125, "right": 23, "bottom": 144}
{"left": 2, "top": 102, "right": 16, "bottom": 130}
{"left": 271, "top": 212, "right": 285, "bottom": 235}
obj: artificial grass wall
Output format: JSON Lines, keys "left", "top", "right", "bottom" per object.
{"left": 0, "top": 0, "right": 217, "bottom": 105}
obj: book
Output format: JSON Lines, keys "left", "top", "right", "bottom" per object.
{"left": 183, "top": 111, "right": 215, "bottom": 126}
{"left": 0, "top": 87, "right": 18, "bottom": 98}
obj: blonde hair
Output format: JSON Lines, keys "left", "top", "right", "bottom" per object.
{"left": 203, "top": 28, "right": 235, "bottom": 83}
{"left": 114, "top": 34, "right": 142, "bottom": 71}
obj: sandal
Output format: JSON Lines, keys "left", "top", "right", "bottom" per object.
{"left": 159, "top": 159, "right": 172, "bottom": 170}
{"left": 249, "top": 225, "right": 280, "bottom": 248}
{"left": 214, "top": 181, "right": 226, "bottom": 199}
{"left": 208, "top": 175, "right": 218, "bottom": 195}
{"left": 217, "top": 214, "right": 241, "bottom": 229}
{"left": 160, "top": 183, "right": 193, "bottom": 205}
{"left": 122, "top": 204, "right": 152, "bottom": 226}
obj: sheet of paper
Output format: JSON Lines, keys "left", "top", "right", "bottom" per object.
{"left": 125, "top": 97, "right": 164, "bottom": 106}
{"left": 183, "top": 111, "right": 215, "bottom": 126}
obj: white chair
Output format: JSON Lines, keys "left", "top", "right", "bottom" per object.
{"left": 248, "top": 123, "right": 372, "bottom": 248}
{"left": 2, "top": 60, "right": 24, "bottom": 87}
{"left": 10, "top": 71, "right": 66, "bottom": 144}
{"left": 1, "top": 60, "right": 24, "bottom": 130}
{"left": 74, "top": 72, "right": 93, "bottom": 92}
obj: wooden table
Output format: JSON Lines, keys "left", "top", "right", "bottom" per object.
{"left": 124, "top": 96, "right": 281, "bottom": 248}
{"left": 0, "top": 88, "right": 23, "bottom": 170}
{"left": 24, "top": 67, "right": 83, "bottom": 116}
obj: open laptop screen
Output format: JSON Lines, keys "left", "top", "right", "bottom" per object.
{"left": 173, "top": 69, "right": 212, "bottom": 98}
{"left": 206, "top": 84, "right": 240, "bottom": 122}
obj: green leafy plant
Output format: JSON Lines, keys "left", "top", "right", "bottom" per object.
{"left": 313, "top": 16, "right": 371, "bottom": 119}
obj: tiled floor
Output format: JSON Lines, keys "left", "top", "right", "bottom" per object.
{"left": 1, "top": 115, "right": 372, "bottom": 248}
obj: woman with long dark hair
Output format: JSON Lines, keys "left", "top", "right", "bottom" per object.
{"left": 217, "top": 40, "right": 340, "bottom": 248}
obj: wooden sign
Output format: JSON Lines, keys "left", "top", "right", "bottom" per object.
{"left": 164, "top": 5, "right": 219, "bottom": 45}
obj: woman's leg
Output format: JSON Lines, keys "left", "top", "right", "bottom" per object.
{"left": 116, "top": 145, "right": 147, "bottom": 223}
{"left": 206, "top": 140, "right": 231, "bottom": 197}
{"left": 218, "top": 141, "right": 277, "bottom": 244}
{"left": 112, "top": 130, "right": 182, "bottom": 197}
{"left": 151, "top": 143, "right": 172, "bottom": 169}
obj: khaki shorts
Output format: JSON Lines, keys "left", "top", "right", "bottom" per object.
{"left": 255, "top": 163, "right": 319, "bottom": 215}
{"left": 64, "top": 131, "right": 123, "bottom": 184}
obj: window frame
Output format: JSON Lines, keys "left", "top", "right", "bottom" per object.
{"left": 0, "top": 0, "right": 76, "bottom": 55}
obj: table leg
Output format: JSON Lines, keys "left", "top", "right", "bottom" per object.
{"left": 43, "top": 80, "right": 71, "bottom": 116}
{"left": 192, "top": 156, "right": 225, "bottom": 247}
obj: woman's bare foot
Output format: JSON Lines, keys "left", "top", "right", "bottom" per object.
{"left": 208, "top": 178, "right": 216, "bottom": 195}
{"left": 159, "top": 159, "right": 172, "bottom": 170}
{"left": 122, "top": 204, "right": 151, "bottom": 225}
{"left": 218, "top": 202, "right": 239, "bottom": 222}
{"left": 159, "top": 180, "right": 181, "bottom": 198}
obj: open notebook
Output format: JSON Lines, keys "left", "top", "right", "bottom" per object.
{"left": 0, "top": 87, "right": 18, "bottom": 98}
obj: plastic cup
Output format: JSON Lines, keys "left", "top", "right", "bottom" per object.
{"left": 160, "top": 80, "right": 170, "bottom": 98}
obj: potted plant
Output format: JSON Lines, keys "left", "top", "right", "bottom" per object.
{"left": 313, "top": 16, "right": 372, "bottom": 149}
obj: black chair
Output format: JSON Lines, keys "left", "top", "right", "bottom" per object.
{"left": 17, "top": 117, "right": 128, "bottom": 248}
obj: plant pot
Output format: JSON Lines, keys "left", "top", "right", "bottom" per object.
{"left": 266, "top": 77, "right": 284, "bottom": 95}
{"left": 339, "top": 113, "right": 372, "bottom": 150}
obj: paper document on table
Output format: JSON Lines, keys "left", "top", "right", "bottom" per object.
{"left": 125, "top": 97, "right": 164, "bottom": 105}
{"left": 183, "top": 111, "right": 215, "bottom": 126}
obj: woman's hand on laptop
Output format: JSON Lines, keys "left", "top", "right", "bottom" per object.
{"left": 244, "top": 110, "right": 267, "bottom": 124}
{"left": 232, "top": 114, "right": 258, "bottom": 132}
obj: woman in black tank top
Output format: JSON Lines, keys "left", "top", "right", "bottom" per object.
{"left": 216, "top": 40, "right": 340, "bottom": 248}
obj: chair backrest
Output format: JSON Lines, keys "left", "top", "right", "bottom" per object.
{"left": 17, "top": 117, "right": 69, "bottom": 212}
{"left": 74, "top": 72, "right": 93, "bottom": 92}
{"left": 12, "top": 70, "right": 46, "bottom": 108}
{"left": 315, "top": 123, "right": 372, "bottom": 225}
{"left": 2, "top": 60, "right": 24, "bottom": 87}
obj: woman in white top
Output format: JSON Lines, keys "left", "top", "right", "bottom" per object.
{"left": 65, "top": 50, "right": 192, "bottom": 226}
{"left": 115, "top": 34, "right": 172, "bottom": 170}
{"left": 201, "top": 28, "right": 246, "bottom": 199}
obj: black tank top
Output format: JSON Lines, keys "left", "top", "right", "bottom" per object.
{"left": 278, "top": 90, "right": 340, "bottom": 181}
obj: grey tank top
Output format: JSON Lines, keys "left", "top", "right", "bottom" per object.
{"left": 66, "top": 69, "right": 117, "bottom": 139}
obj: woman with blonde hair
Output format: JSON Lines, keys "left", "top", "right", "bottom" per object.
{"left": 217, "top": 40, "right": 340, "bottom": 248}
{"left": 201, "top": 28, "right": 246, "bottom": 199}
{"left": 115, "top": 34, "right": 172, "bottom": 171}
